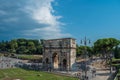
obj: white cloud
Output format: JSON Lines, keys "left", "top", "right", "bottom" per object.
{"left": 23, "top": 0, "right": 71, "bottom": 39}
{"left": 25, "top": 26, "right": 71, "bottom": 39}
{"left": 0, "top": 0, "right": 71, "bottom": 40}
{"left": 24, "top": 0, "right": 57, "bottom": 26}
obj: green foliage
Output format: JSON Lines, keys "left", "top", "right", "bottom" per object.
{"left": 27, "top": 41, "right": 36, "bottom": 54}
{"left": 17, "top": 46, "right": 28, "bottom": 54}
{"left": 112, "top": 58, "right": 120, "bottom": 69}
{"left": 17, "top": 55, "right": 42, "bottom": 60}
{"left": 0, "top": 41, "right": 8, "bottom": 51}
{"left": 114, "top": 46, "right": 120, "bottom": 59}
{"left": 0, "top": 68, "right": 76, "bottom": 80}
{"left": 0, "top": 39, "right": 43, "bottom": 55}
{"left": 1, "top": 37, "right": 120, "bottom": 57}
{"left": 94, "top": 38, "right": 120, "bottom": 57}
{"left": 112, "top": 58, "right": 120, "bottom": 62}
{"left": 76, "top": 45, "right": 93, "bottom": 57}
{"left": 114, "top": 69, "right": 120, "bottom": 80}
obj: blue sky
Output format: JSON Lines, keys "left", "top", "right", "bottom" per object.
{"left": 0, "top": 0, "right": 120, "bottom": 43}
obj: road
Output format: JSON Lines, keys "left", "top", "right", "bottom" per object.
{"left": 76, "top": 58, "right": 114, "bottom": 80}
{"left": 92, "top": 69, "right": 111, "bottom": 80}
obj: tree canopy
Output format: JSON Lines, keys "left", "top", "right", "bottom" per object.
{"left": 76, "top": 45, "right": 93, "bottom": 57}
{"left": 94, "top": 38, "right": 120, "bottom": 57}
{"left": 0, "top": 37, "right": 120, "bottom": 59}
{"left": 0, "top": 39, "right": 43, "bottom": 55}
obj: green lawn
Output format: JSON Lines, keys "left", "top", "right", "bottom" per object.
{"left": 17, "top": 55, "right": 42, "bottom": 60}
{"left": 0, "top": 68, "right": 77, "bottom": 80}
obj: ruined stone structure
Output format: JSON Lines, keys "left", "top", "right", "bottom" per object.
{"left": 42, "top": 38, "right": 76, "bottom": 71}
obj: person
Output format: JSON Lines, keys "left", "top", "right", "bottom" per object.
{"left": 92, "top": 68, "right": 96, "bottom": 77}
{"left": 86, "top": 76, "right": 88, "bottom": 80}
{"left": 94, "top": 69, "right": 96, "bottom": 76}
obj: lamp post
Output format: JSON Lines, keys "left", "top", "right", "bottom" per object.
{"left": 110, "top": 52, "right": 113, "bottom": 74}
{"left": 80, "top": 37, "right": 91, "bottom": 80}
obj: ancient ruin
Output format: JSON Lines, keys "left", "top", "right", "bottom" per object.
{"left": 42, "top": 38, "right": 76, "bottom": 71}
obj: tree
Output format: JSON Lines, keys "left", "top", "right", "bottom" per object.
{"left": 94, "top": 38, "right": 120, "bottom": 59}
{"left": 36, "top": 45, "right": 43, "bottom": 54}
{"left": 16, "top": 46, "right": 28, "bottom": 54}
{"left": 76, "top": 44, "right": 80, "bottom": 56}
{"left": 27, "top": 41, "right": 36, "bottom": 54}
{"left": 0, "top": 38, "right": 43, "bottom": 55}
{"left": 17, "top": 39, "right": 27, "bottom": 46}
{"left": 114, "top": 46, "right": 120, "bottom": 59}
{"left": 76, "top": 45, "right": 93, "bottom": 57}
{"left": 9, "top": 40, "right": 18, "bottom": 53}
{"left": 0, "top": 40, "right": 8, "bottom": 52}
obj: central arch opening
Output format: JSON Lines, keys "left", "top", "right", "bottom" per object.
{"left": 52, "top": 53, "right": 59, "bottom": 69}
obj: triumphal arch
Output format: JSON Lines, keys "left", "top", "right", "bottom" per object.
{"left": 42, "top": 38, "right": 76, "bottom": 71}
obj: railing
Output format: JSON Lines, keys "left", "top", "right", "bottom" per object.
{"left": 114, "top": 76, "right": 117, "bottom": 80}
{"left": 114, "top": 71, "right": 118, "bottom": 80}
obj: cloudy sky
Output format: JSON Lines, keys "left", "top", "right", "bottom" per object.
{"left": 0, "top": 0, "right": 71, "bottom": 40}
{"left": 1, "top": 0, "right": 120, "bottom": 42}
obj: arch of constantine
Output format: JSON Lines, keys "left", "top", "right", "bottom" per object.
{"left": 42, "top": 38, "right": 76, "bottom": 71}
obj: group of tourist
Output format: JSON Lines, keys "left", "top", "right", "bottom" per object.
{"left": 75, "top": 69, "right": 96, "bottom": 80}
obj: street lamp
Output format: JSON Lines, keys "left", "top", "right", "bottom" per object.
{"left": 80, "top": 37, "right": 91, "bottom": 80}
{"left": 110, "top": 52, "right": 113, "bottom": 73}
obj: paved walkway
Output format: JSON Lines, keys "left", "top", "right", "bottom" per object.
{"left": 48, "top": 69, "right": 114, "bottom": 80}
{"left": 52, "top": 59, "right": 115, "bottom": 80}
{"left": 92, "top": 69, "right": 111, "bottom": 80}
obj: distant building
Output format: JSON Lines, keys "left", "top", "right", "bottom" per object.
{"left": 42, "top": 38, "right": 76, "bottom": 71}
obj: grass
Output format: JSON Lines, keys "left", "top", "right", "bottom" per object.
{"left": 112, "top": 58, "right": 120, "bottom": 68}
{"left": 0, "top": 68, "right": 77, "bottom": 80}
{"left": 0, "top": 54, "right": 4, "bottom": 57}
{"left": 112, "top": 64, "right": 120, "bottom": 67}
{"left": 115, "top": 69, "right": 120, "bottom": 80}
{"left": 17, "top": 55, "right": 42, "bottom": 60}
{"left": 112, "top": 58, "right": 120, "bottom": 62}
